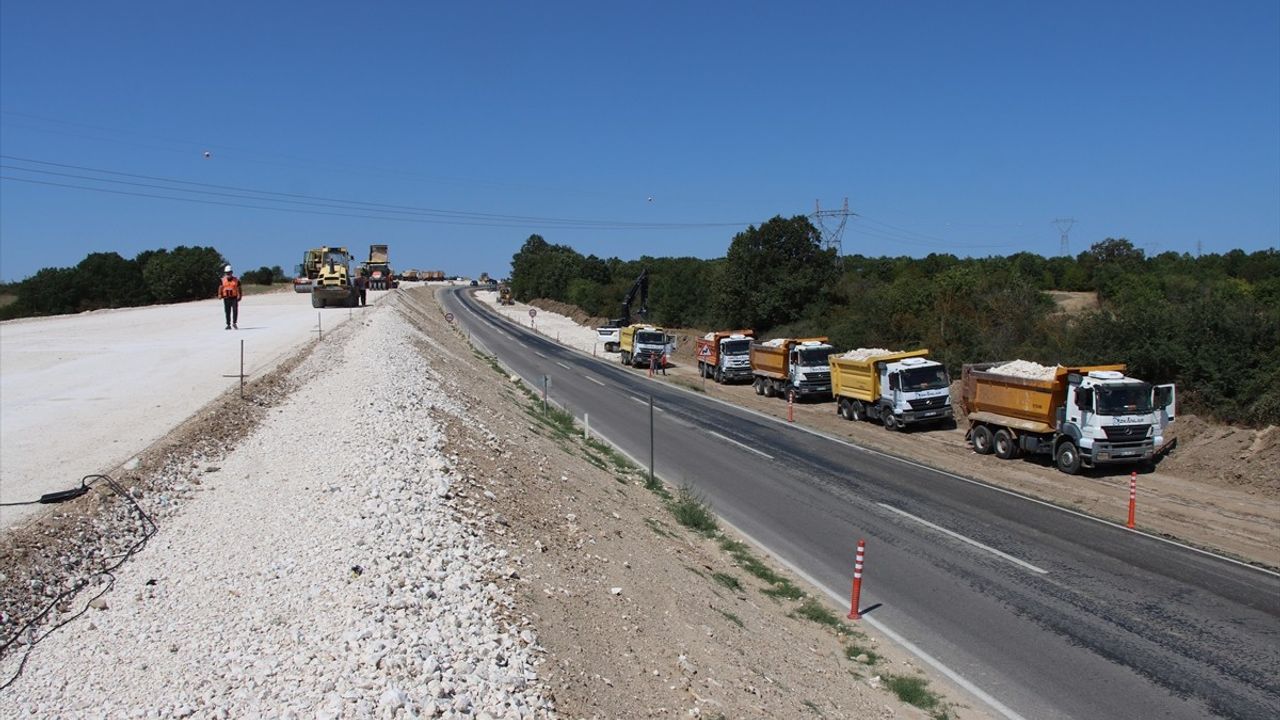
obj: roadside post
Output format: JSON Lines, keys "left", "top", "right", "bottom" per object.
{"left": 542, "top": 375, "right": 549, "bottom": 414}
{"left": 1127, "top": 471, "right": 1137, "bottom": 529}
{"left": 788, "top": 390, "right": 795, "bottom": 422}
{"left": 848, "top": 539, "right": 866, "bottom": 620}
{"left": 222, "top": 339, "right": 248, "bottom": 399}
{"left": 529, "top": 307, "right": 537, "bottom": 331}
{"left": 584, "top": 413, "right": 589, "bottom": 440}
{"left": 315, "top": 312, "right": 323, "bottom": 341}
{"left": 648, "top": 395, "right": 656, "bottom": 488}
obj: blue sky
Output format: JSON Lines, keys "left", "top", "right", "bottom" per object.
{"left": 2, "top": 1, "right": 1277, "bottom": 281}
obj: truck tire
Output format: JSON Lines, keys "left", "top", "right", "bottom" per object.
{"left": 621, "top": 351, "right": 630, "bottom": 366}
{"left": 1055, "top": 441, "right": 1082, "bottom": 475}
{"left": 851, "top": 400, "right": 866, "bottom": 422}
{"left": 715, "top": 368, "right": 724, "bottom": 383}
{"left": 994, "top": 429, "right": 1018, "bottom": 459}
{"left": 838, "top": 399, "right": 850, "bottom": 420}
{"left": 972, "top": 425, "right": 994, "bottom": 454}
{"left": 311, "top": 293, "right": 324, "bottom": 309}
{"left": 754, "top": 378, "right": 764, "bottom": 396}
{"left": 882, "top": 412, "right": 898, "bottom": 431}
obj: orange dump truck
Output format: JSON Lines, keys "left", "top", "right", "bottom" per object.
{"left": 695, "top": 330, "right": 754, "bottom": 384}
{"left": 961, "top": 361, "right": 1176, "bottom": 474}
{"left": 750, "top": 337, "right": 833, "bottom": 399}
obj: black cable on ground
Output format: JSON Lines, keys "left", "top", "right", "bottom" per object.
{"left": 0, "top": 474, "right": 156, "bottom": 692}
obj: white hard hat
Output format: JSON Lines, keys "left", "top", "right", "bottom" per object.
{"left": 224, "top": 265, "right": 232, "bottom": 273}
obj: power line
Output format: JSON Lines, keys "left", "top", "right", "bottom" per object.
{"left": 0, "top": 155, "right": 754, "bottom": 231}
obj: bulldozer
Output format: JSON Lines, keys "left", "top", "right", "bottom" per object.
{"left": 310, "top": 247, "right": 359, "bottom": 308}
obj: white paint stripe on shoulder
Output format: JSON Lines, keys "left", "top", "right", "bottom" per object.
{"left": 556, "top": 361, "right": 572, "bottom": 370}
{"left": 707, "top": 430, "right": 774, "bottom": 460}
{"left": 587, "top": 376, "right": 606, "bottom": 387}
{"left": 878, "top": 503, "right": 1049, "bottom": 575}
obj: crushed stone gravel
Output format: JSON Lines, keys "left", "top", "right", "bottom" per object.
{"left": 1, "top": 305, "right": 553, "bottom": 718}
{"left": 988, "top": 359, "right": 1060, "bottom": 380}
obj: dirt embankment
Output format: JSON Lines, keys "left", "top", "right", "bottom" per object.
{"left": 411, "top": 289, "right": 982, "bottom": 719}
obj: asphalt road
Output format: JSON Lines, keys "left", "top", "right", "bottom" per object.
{"left": 440, "top": 287, "right": 1280, "bottom": 720}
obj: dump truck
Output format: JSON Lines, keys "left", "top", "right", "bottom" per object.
{"left": 750, "top": 338, "right": 834, "bottom": 398}
{"left": 961, "top": 361, "right": 1176, "bottom": 474}
{"left": 620, "top": 324, "right": 669, "bottom": 368}
{"left": 830, "top": 349, "right": 952, "bottom": 430}
{"left": 310, "top": 246, "right": 359, "bottom": 308}
{"left": 361, "top": 244, "right": 394, "bottom": 290}
{"left": 696, "top": 330, "right": 754, "bottom": 383}
{"left": 498, "top": 285, "right": 515, "bottom": 305}
{"left": 422, "top": 270, "right": 446, "bottom": 282}
{"left": 399, "top": 269, "right": 420, "bottom": 282}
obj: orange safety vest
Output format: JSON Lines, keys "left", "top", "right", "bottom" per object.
{"left": 219, "top": 276, "right": 241, "bottom": 299}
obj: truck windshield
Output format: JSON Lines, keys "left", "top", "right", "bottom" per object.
{"left": 637, "top": 332, "right": 665, "bottom": 344}
{"left": 722, "top": 339, "right": 751, "bottom": 355}
{"left": 898, "top": 366, "right": 950, "bottom": 391}
{"left": 1096, "top": 383, "right": 1154, "bottom": 415}
{"left": 797, "top": 348, "right": 830, "bottom": 365}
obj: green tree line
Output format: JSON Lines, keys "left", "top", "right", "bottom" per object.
{"left": 0, "top": 246, "right": 231, "bottom": 320}
{"left": 509, "top": 219, "right": 1280, "bottom": 426}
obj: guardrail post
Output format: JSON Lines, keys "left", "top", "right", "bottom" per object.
{"left": 848, "top": 539, "right": 866, "bottom": 620}
{"left": 788, "top": 390, "right": 795, "bottom": 422}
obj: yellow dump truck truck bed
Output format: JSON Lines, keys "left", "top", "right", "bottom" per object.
{"left": 961, "top": 362, "right": 1125, "bottom": 434}
{"left": 830, "top": 349, "right": 930, "bottom": 402}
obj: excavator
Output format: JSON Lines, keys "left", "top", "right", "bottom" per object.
{"left": 595, "top": 269, "right": 648, "bottom": 353}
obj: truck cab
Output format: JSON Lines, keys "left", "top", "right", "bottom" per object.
{"left": 621, "top": 325, "right": 668, "bottom": 368}
{"left": 789, "top": 340, "right": 833, "bottom": 396}
{"left": 881, "top": 357, "right": 952, "bottom": 427}
{"left": 596, "top": 324, "right": 621, "bottom": 353}
{"left": 715, "top": 334, "right": 753, "bottom": 382}
{"left": 1061, "top": 371, "right": 1176, "bottom": 468}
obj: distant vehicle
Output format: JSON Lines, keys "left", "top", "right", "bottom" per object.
{"left": 696, "top": 330, "right": 754, "bottom": 384}
{"left": 359, "top": 244, "right": 395, "bottom": 290}
{"left": 831, "top": 349, "right": 951, "bottom": 430}
{"left": 595, "top": 326, "right": 621, "bottom": 353}
{"left": 293, "top": 248, "right": 324, "bottom": 293}
{"left": 498, "top": 285, "right": 515, "bottom": 305}
{"left": 469, "top": 279, "right": 478, "bottom": 287}
{"left": 619, "top": 324, "right": 668, "bottom": 369}
{"left": 751, "top": 338, "right": 834, "bottom": 399}
{"left": 310, "top": 247, "right": 359, "bottom": 309}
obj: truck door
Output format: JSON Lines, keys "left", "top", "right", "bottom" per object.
{"left": 1156, "top": 384, "right": 1176, "bottom": 430}
{"left": 789, "top": 350, "right": 799, "bottom": 386}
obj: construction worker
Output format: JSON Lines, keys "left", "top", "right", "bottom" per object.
{"left": 354, "top": 268, "right": 368, "bottom": 307}
{"left": 219, "top": 265, "right": 242, "bottom": 329}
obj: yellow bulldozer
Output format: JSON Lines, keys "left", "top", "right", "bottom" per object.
{"left": 311, "top": 247, "right": 359, "bottom": 308}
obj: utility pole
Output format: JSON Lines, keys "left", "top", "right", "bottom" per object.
{"left": 1053, "top": 218, "right": 1076, "bottom": 256}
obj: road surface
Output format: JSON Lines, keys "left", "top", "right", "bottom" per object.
{"left": 0, "top": 290, "right": 374, "bottom": 528}
{"left": 442, "top": 286, "right": 1280, "bottom": 720}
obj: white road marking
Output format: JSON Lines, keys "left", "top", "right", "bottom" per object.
{"left": 630, "top": 396, "right": 647, "bottom": 406}
{"left": 556, "top": 361, "right": 572, "bottom": 370}
{"left": 878, "top": 503, "right": 1049, "bottom": 575}
{"left": 707, "top": 430, "right": 774, "bottom": 460}
{"left": 534, "top": 351, "right": 547, "bottom": 358}
{"left": 587, "top": 376, "right": 606, "bottom": 387}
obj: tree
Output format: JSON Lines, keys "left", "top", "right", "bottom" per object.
{"left": 142, "top": 246, "right": 225, "bottom": 303}
{"left": 73, "top": 252, "right": 148, "bottom": 309}
{"left": 714, "top": 215, "right": 837, "bottom": 331}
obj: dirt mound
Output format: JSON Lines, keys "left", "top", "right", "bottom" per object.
{"left": 528, "top": 298, "right": 609, "bottom": 328}
{"left": 1047, "top": 291, "right": 1099, "bottom": 315}
{"left": 1160, "top": 415, "right": 1280, "bottom": 493}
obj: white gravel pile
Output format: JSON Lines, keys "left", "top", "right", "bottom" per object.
{"left": 759, "top": 338, "right": 787, "bottom": 348}
{"left": 2, "top": 305, "right": 553, "bottom": 718}
{"left": 989, "top": 359, "right": 1060, "bottom": 380}
{"left": 839, "top": 348, "right": 896, "bottom": 361}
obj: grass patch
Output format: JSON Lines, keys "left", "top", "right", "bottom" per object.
{"left": 668, "top": 485, "right": 719, "bottom": 537}
{"left": 883, "top": 674, "right": 943, "bottom": 712}
{"left": 714, "top": 607, "right": 744, "bottom": 628}
{"left": 844, "top": 643, "right": 879, "bottom": 665}
{"left": 711, "top": 572, "right": 743, "bottom": 592}
{"left": 801, "top": 699, "right": 823, "bottom": 716}
{"left": 789, "top": 598, "right": 843, "bottom": 628}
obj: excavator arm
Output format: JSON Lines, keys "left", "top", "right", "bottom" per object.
{"left": 610, "top": 269, "right": 649, "bottom": 327}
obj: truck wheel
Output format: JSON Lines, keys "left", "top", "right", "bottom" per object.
{"left": 883, "top": 412, "right": 898, "bottom": 431}
{"left": 311, "top": 293, "right": 323, "bottom": 309}
{"left": 851, "top": 401, "right": 866, "bottom": 422}
{"left": 972, "top": 425, "right": 994, "bottom": 454}
{"left": 621, "top": 351, "right": 630, "bottom": 365}
{"left": 1055, "top": 441, "right": 1082, "bottom": 474}
{"left": 994, "top": 429, "right": 1018, "bottom": 459}
{"left": 715, "top": 368, "right": 724, "bottom": 383}
{"left": 754, "top": 379, "right": 764, "bottom": 396}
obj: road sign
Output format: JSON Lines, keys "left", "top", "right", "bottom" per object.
{"left": 528, "top": 308, "right": 538, "bottom": 318}
{"left": 444, "top": 312, "right": 454, "bottom": 323}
